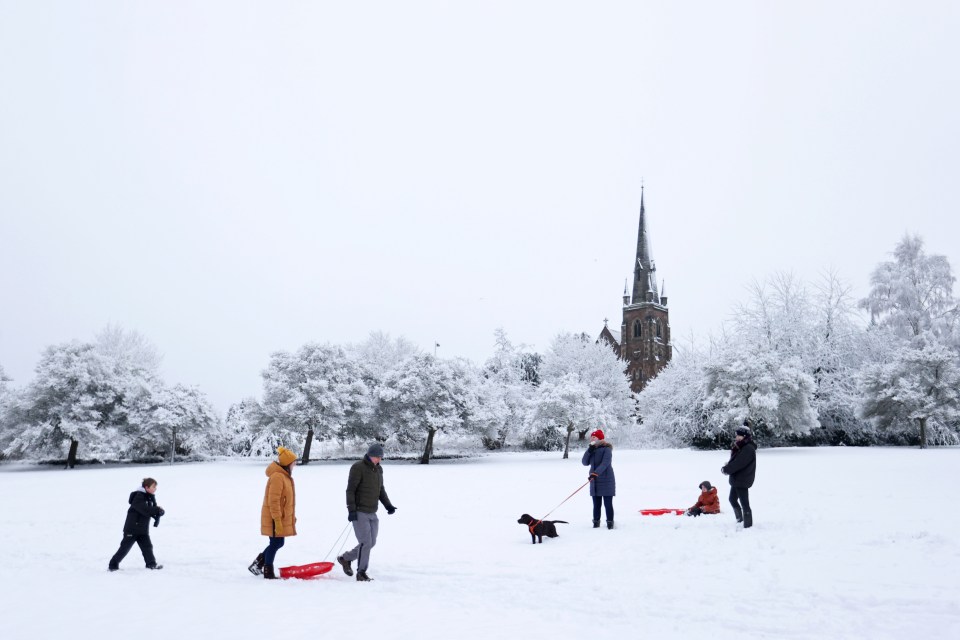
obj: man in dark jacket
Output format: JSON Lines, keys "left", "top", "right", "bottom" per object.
{"left": 337, "top": 444, "right": 397, "bottom": 582}
{"left": 721, "top": 423, "right": 757, "bottom": 528}
{"left": 108, "top": 477, "right": 165, "bottom": 571}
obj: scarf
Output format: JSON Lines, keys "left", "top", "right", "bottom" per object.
{"left": 729, "top": 435, "right": 752, "bottom": 460}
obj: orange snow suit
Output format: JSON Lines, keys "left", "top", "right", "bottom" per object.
{"left": 689, "top": 487, "right": 720, "bottom": 514}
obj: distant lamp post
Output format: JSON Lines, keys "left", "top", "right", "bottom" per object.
{"left": 434, "top": 342, "right": 440, "bottom": 357}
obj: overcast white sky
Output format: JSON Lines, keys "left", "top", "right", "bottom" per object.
{"left": 2, "top": 1, "right": 959, "bottom": 412}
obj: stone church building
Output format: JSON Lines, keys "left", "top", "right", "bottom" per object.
{"left": 598, "top": 188, "right": 672, "bottom": 393}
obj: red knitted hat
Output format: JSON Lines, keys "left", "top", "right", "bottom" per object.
{"left": 590, "top": 429, "right": 605, "bottom": 441}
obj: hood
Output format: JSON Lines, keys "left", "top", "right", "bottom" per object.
{"left": 595, "top": 440, "right": 613, "bottom": 449}
{"left": 705, "top": 487, "right": 718, "bottom": 498}
{"left": 128, "top": 487, "right": 146, "bottom": 504}
{"left": 265, "top": 461, "right": 289, "bottom": 478}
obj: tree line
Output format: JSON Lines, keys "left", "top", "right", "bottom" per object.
{"left": 0, "top": 328, "right": 633, "bottom": 464}
{"left": 1, "top": 234, "right": 957, "bottom": 464}
{"left": 636, "top": 235, "right": 960, "bottom": 449}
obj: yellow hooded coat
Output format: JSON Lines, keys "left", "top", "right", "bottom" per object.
{"left": 260, "top": 462, "right": 297, "bottom": 537}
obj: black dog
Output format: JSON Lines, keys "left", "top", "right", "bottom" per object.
{"left": 517, "top": 514, "right": 568, "bottom": 544}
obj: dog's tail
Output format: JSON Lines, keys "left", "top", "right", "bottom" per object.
{"left": 552, "top": 520, "right": 569, "bottom": 524}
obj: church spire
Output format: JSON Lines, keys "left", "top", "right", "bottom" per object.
{"left": 631, "top": 186, "right": 659, "bottom": 304}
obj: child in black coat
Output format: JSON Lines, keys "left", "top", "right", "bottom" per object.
{"left": 108, "top": 477, "right": 165, "bottom": 571}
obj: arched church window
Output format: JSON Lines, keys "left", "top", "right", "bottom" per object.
{"left": 633, "top": 319, "right": 642, "bottom": 338}
{"left": 656, "top": 320, "right": 662, "bottom": 339}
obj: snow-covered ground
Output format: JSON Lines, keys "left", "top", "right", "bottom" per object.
{"left": 2, "top": 447, "right": 958, "bottom": 639}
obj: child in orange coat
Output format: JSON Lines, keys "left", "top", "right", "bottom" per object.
{"left": 686, "top": 481, "right": 720, "bottom": 517}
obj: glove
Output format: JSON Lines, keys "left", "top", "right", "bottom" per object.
{"left": 273, "top": 518, "right": 283, "bottom": 536}
{"left": 386, "top": 506, "right": 397, "bottom": 515}
{"left": 157, "top": 508, "right": 165, "bottom": 517}
{"left": 348, "top": 511, "right": 358, "bottom": 522}
{"left": 721, "top": 466, "right": 728, "bottom": 475}
{"left": 589, "top": 472, "right": 598, "bottom": 481}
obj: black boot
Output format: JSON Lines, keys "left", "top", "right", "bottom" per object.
{"left": 732, "top": 506, "right": 743, "bottom": 523}
{"left": 146, "top": 564, "right": 163, "bottom": 570}
{"left": 606, "top": 520, "right": 614, "bottom": 530}
{"left": 337, "top": 555, "right": 353, "bottom": 577}
{"left": 263, "top": 564, "right": 278, "bottom": 580}
{"left": 356, "top": 570, "right": 373, "bottom": 582}
{"left": 592, "top": 520, "right": 600, "bottom": 528}
{"left": 743, "top": 510, "right": 753, "bottom": 529}
{"left": 248, "top": 553, "right": 265, "bottom": 576}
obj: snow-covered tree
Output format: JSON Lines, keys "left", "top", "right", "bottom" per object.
{"left": 0, "top": 364, "right": 14, "bottom": 458}
{"left": 350, "top": 331, "right": 420, "bottom": 384}
{"left": 261, "top": 343, "right": 369, "bottom": 463}
{"left": 705, "top": 344, "right": 819, "bottom": 438}
{"left": 134, "top": 384, "right": 222, "bottom": 461}
{"left": 224, "top": 397, "right": 276, "bottom": 457}
{"left": 377, "top": 354, "right": 474, "bottom": 464}
{"left": 473, "top": 329, "right": 535, "bottom": 450}
{"left": 3, "top": 340, "right": 160, "bottom": 465}
{"left": 537, "top": 332, "right": 635, "bottom": 455}
{"left": 519, "top": 352, "right": 543, "bottom": 386}
{"left": 2, "top": 327, "right": 234, "bottom": 464}
{"left": 95, "top": 325, "right": 163, "bottom": 375}
{"left": 532, "top": 374, "right": 597, "bottom": 457}
{"left": 859, "top": 339, "right": 960, "bottom": 448}
{"left": 0, "top": 363, "right": 10, "bottom": 398}
{"left": 860, "top": 234, "right": 959, "bottom": 342}
{"left": 634, "top": 344, "right": 712, "bottom": 448}
{"left": 348, "top": 332, "right": 421, "bottom": 444}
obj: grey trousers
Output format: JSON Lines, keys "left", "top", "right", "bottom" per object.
{"left": 342, "top": 511, "right": 379, "bottom": 572}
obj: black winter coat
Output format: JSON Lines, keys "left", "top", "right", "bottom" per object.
{"left": 346, "top": 456, "right": 394, "bottom": 514}
{"left": 122, "top": 489, "right": 162, "bottom": 535}
{"left": 722, "top": 439, "right": 757, "bottom": 489}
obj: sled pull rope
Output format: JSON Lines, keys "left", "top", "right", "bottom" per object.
{"left": 323, "top": 523, "right": 353, "bottom": 561}
{"left": 534, "top": 479, "right": 591, "bottom": 528}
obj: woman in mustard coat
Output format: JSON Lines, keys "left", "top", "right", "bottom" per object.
{"left": 248, "top": 447, "right": 297, "bottom": 579}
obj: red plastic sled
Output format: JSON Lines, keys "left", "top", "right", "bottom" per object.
{"left": 639, "top": 508, "right": 685, "bottom": 516}
{"left": 278, "top": 562, "right": 334, "bottom": 579}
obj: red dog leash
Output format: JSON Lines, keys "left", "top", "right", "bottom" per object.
{"left": 531, "top": 479, "right": 592, "bottom": 531}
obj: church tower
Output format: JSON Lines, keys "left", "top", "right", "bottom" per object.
{"left": 620, "top": 187, "right": 672, "bottom": 392}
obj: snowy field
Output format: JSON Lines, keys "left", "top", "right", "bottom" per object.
{"left": 2, "top": 448, "right": 959, "bottom": 640}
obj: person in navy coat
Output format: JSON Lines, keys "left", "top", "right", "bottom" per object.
{"left": 108, "top": 477, "right": 165, "bottom": 571}
{"left": 582, "top": 429, "right": 616, "bottom": 529}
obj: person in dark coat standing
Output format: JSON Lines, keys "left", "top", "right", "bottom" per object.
{"left": 108, "top": 477, "right": 165, "bottom": 571}
{"left": 721, "top": 422, "right": 757, "bottom": 528}
{"left": 582, "top": 429, "right": 616, "bottom": 529}
{"left": 337, "top": 444, "right": 397, "bottom": 582}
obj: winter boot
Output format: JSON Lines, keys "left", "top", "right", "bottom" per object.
{"left": 732, "top": 506, "right": 743, "bottom": 523}
{"left": 108, "top": 565, "right": 119, "bottom": 572}
{"left": 263, "top": 564, "right": 278, "bottom": 580}
{"left": 606, "top": 520, "right": 615, "bottom": 530}
{"left": 337, "top": 555, "right": 354, "bottom": 577}
{"left": 146, "top": 564, "right": 163, "bottom": 570}
{"left": 248, "top": 553, "right": 265, "bottom": 576}
{"left": 743, "top": 510, "right": 753, "bottom": 529}
{"left": 356, "top": 570, "right": 373, "bottom": 582}
{"left": 592, "top": 520, "right": 600, "bottom": 528}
